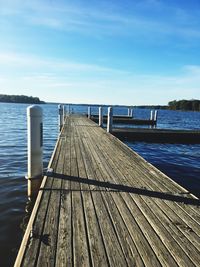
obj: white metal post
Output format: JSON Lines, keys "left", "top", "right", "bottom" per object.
{"left": 150, "top": 110, "right": 154, "bottom": 120}
{"left": 88, "top": 106, "right": 91, "bottom": 119}
{"left": 99, "top": 107, "right": 103, "bottom": 127}
{"left": 27, "top": 105, "right": 43, "bottom": 199}
{"left": 130, "top": 108, "right": 133, "bottom": 118}
{"left": 154, "top": 110, "right": 158, "bottom": 122}
{"left": 62, "top": 105, "right": 65, "bottom": 125}
{"left": 107, "top": 107, "right": 113, "bottom": 133}
{"left": 58, "top": 104, "right": 63, "bottom": 131}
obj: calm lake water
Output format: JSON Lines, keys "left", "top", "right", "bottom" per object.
{"left": 0, "top": 103, "right": 200, "bottom": 267}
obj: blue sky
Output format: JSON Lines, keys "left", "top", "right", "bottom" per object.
{"left": 0, "top": 0, "right": 200, "bottom": 105}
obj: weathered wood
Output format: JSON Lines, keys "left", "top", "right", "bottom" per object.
{"left": 74, "top": 130, "right": 108, "bottom": 266}
{"left": 92, "top": 126, "right": 200, "bottom": 265}
{"left": 80, "top": 136, "right": 147, "bottom": 267}
{"left": 91, "top": 114, "right": 133, "bottom": 119}
{"left": 91, "top": 116, "right": 156, "bottom": 125}
{"left": 112, "top": 128, "right": 200, "bottom": 144}
{"left": 55, "top": 117, "right": 72, "bottom": 267}
{"left": 19, "top": 132, "right": 63, "bottom": 267}
{"left": 76, "top": 127, "right": 128, "bottom": 266}
{"left": 84, "top": 123, "right": 178, "bottom": 267}
{"left": 36, "top": 139, "right": 65, "bottom": 267}
{"left": 71, "top": 122, "right": 91, "bottom": 267}
{"left": 15, "top": 114, "right": 200, "bottom": 267}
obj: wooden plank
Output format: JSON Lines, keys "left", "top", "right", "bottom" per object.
{"left": 21, "top": 136, "right": 63, "bottom": 267}
{"left": 112, "top": 128, "right": 200, "bottom": 144}
{"left": 86, "top": 124, "right": 197, "bottom": 266}
{"left": 75, "top": 120, "right": 127, "bottom": 266}
{"left": 36, "top": 138, "right": 65, "bottom": 266}
{"left": 77, "top": 125, "right": 145, "bottom": 267}
{"left": 105, "top": 133, "right": 200, "bottom": 239}
{"left": 91, "top": 116, "right": 156, "bottom": 125}
{"left": 101, "top": 131, "right": 200, "bottom": 229}
{"left": 70, "top": 121, "right": 91, "bottom": 266}
{"left": 83, "top": 124, "right": 178, "bottom": 267}
{"left": 133, "top": 195, "right": 200, "bottom": 266}
{"left": 79, "top": 122, "right": 162, "bottom": 266}
{"left": 76, "top": 125, "right": 129, "bottom": 266}
{"left": 55, "top": 117, "right": 72, "bottom": 267}
{"left": 74, "top": 123, "right": 109, "bottom": 266}
{"left": 15, "top": 115, "right": 200, "bottom": 267}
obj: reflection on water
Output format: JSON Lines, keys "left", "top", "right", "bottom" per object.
{"left": 0, "top": 103, "right": 200, "bottom": 266}
{"left": 20, "top": 199, "right": 35, "bottom": 232}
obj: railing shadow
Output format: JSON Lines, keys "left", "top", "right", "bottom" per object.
{"left": 43, "top": 171, "right": 200, "bottom": 206}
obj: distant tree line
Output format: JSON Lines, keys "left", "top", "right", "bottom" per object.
{"left": 137, "top": 105, "right": 168, "bottom": 110}
{"left": 168, "top": 100, "right": 200, "bottom": 111}
{"left": 0, "top": 94, "right": 45, "bottom": 104}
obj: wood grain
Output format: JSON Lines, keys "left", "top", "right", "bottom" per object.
{"left": 15, "top": 114, "right": 200, "bottom": 267}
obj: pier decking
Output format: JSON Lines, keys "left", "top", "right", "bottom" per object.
{"left": 90, "top": 115, "right": 156, "bottom": 125}
{"left": 112, "top": 128, "right": 200, "bottom": 144}
{"left": 15, "top": 114, "right": 200, "bottom": 267}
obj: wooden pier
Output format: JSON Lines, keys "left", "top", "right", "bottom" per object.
{"left": 15, "top": 114, "right": 200, "bottom": 267}
{"left": 90, "top": 115, "right": 156, "bottom": 126}
{"left": 112, "top": 128, "right": 200, "bottom": 144}
{"left": 90, "top": 114, "right": 133, "bottom": 119}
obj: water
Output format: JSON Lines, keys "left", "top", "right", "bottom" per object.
{"left": 0, "top": 103, "right": 200, "bottom": 267}
{"left": 0, "top": 103, "right": 58, "bottom": 267}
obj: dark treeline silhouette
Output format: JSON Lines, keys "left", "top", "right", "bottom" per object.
{"left": 0, "top": 94, "right": 45, "bottom": 104}
{"left": 168, "top": 100, "right": 200, "bottom": 111}
{"left": 137, "top": 105, "right": 168, "bottom": 110}
{"left": 137, "top": 100, "right": 200, "bottom": 111}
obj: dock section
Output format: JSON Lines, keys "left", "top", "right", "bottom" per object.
{"left": 15, "top": 114, "right": 200, "bottom": 266}
{"left": 90, "top": 115, "right": 156, "bottom": 125}
{"left": 112, "top": 128, "right": 200, "bottom": 144}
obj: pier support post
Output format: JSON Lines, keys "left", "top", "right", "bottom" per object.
{"left": 107, "top": 107, "right": 113, "bottom": 133}
{"left": 150, "top": 110, "right": 154, "bottom": 121}
{"left": 154, "top": 110, "right": 158, "bottom": 123}
{"left": 99, "top": 107, "right": 103, "bottom": 127}
{"left": 130, "top": 108, "right": 133, "bottom": 118}
{"left": 88, "top": 106, "right": 91, "bottom": 119}
{"left": 63, "top": 105, "right": 65, "bottom": 125}
{"left": 58, "top": 104, "right": 63, "bottom": 131}
{"left": 27, "top": 105, "right": 43, "bottom": 199}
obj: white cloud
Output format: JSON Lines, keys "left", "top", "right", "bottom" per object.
{"left": 183, "top": 65, "right": 200, "bottom": 75}
{"left": 0, "top": 52, "right": 200, "bottom": 105}
{"left": 1, "top": 0, "right": 200, "bottom": 41}
{"left": 1, "top": 1, "right": 200, "bottom": 104}
{"left": 0, "top": 52, "right": 128, "bottom": 75}
{"left": 30, "top": 17, "right": 63, "bottom": 29}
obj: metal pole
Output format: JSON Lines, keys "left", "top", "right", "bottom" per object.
{"left": 150, "top": 110, "right": 154, "bottom": 120}
{"left": 99, "top": 107, "right": 103, "bottom": 127}
{"left": 62, "top": 105, "right": 65, "bottom": 125}
{"left": 88, "top": 106, "right": 91, "bottom": 119}
{"left": 130, "top": 108, "right": 133, "bottom": 118}
{"left": 58, "top": 104, "right": 63, "bottom": 131}
{"left": 107, "top": 107, "right": 113, "bottom": 133}
{"left": 154, "top": 110, "right": 158, "bottom": 122}
{"left": 27, "top": 105, "right": 43, "bottom": 199}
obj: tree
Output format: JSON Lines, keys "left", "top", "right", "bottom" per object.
{"left": 0, "top": 94, "right": 45, "bottom": 104}
{"left": 168, "top": 99, "right": 200, "bottom": 111}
